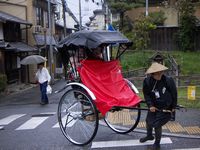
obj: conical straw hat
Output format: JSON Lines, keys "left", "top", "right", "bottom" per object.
{"left": 145, "top": 62, "right": 168, "bottom": 74}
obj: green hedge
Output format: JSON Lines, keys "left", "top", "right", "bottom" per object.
{"left": 0, "top": 74, "right": 7, "bottom": 92}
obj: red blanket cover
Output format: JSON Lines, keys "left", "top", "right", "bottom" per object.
{"left": 78, "top": 60, "right": 141, "bottom": 115}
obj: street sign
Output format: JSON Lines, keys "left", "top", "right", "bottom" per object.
{"left": 187, "top": 86, "right": 196, "bottom": 100}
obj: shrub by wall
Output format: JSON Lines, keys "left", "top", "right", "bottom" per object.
{"left": 0, "top": 74, "right": 7, "bottom": 92}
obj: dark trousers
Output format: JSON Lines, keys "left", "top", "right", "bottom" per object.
{"left": 146, "top": 123, "right": 162, "bottom": 144}
{"left": 145, "top": 111, "right": 171, "bottom": 144}
{"left": 40, "top": 81, "right": 48, "bottom": 103}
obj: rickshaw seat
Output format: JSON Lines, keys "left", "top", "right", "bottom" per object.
{"left": 78, "top": 60, "right": 141, "bottom": 115}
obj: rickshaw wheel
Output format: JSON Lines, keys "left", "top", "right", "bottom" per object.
{"left": 57, "top": 88, "right": 99, "bottom": 145}
{"left": 104, "top": 104, "right": 141, "bottom": 134}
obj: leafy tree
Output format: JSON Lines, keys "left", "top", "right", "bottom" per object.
{"left": 177, "top": 0, "right": 198, "bottom": 51}
{"left": 107, "top": 0, "right": 164, "bottom": 50}
{"left": 107, "top": 0, "right": 144, "bottom": 32}
{"left": 123, "top": 15, "right": 134, "bottom": 32}
{"left": 149, "top": 10, "right": 166, "bottom": 26}
{"left": 130, "top": 15, "right": 156, "bottom": 50}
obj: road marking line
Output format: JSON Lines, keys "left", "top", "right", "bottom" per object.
{"left": 40, "top": 112, "right": 56, "bottom": 115}
{"left": 52, "top": 123, "right": 59, "bottom": 128}
{"left": 91, "top": 137, "right": 172, "bottom": 148}
{"left": 0, "top": 114, "right": 25, "bottom": 125}
{"left": 0, "top": 126, "right": 4, "bottom": 130}
{"left": 172, "top": 148, "right": 200, "bottom": 150}
{"left": 15, "top": 117, "right": 48, "bottom": 130}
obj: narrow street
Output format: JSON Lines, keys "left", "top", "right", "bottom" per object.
{"left": 0, "top": 80, "right": 199, "bottom": 150}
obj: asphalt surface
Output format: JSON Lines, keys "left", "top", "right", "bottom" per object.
{"left": 0, "top": 79, "right": 200, "bottom": 139}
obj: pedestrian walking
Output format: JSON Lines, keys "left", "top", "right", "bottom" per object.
{"left": 35, "top": 62, "right": 51, "bottom": 105}
{"left": 140, "top": 62, "right": 177, "bottom": 150}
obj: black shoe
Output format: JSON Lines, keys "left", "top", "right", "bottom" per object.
{"left": 139, "top": 136, "right": 154, "bottom": 143}
{"left": 40, "top": 101, "right": 48, "bottom": 105}
{"left": 152, "top": 143, "right": 160, "bottom": 150}
{"left": 40, "top": 102, "right": 46, "bottom": 105}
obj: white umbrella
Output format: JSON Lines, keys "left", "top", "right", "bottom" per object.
{"left": 20, "top": 55, "right": 47, "bottom": 65}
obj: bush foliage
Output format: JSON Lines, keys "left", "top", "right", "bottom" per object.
{"left": 126, "top": 15, "right": 156, "bottom": 50}
{"left": 0, "top": 74, "right": 7, "bottom": 92}
{"left": 149, "top": 10, "right": 167, "bottom": 26}
{"left": 177, "top": 0, "right": 198, "bottom": 51}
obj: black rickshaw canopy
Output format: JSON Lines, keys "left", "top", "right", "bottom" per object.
{"left": 58, "top": 30, "right": 132, "bottom": 49}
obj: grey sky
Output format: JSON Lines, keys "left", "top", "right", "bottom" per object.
{"left": 66, "top": 0, "right": 102, "bottom": 25}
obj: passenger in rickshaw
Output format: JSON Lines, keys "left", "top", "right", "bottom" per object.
{"left": 78, "top": 45, "right": 141, "bottom": 116}
{"left": 86, "top": 46, "right": 104, "bottom": 60}
{"left": 140, "top": 62, "right": 177, "bottom": 150}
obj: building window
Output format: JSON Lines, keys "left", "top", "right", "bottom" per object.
{"left": 44, "top": 11, "right": 49, "bottom": 28}
{"left": 36, "top": 7, "right": 49, "bottom": 28}
{"left": 36, "top": 7, "right": 44, "bottom": 26}
{"left": 3, "top": 23, "right": 21, "bottom": 42}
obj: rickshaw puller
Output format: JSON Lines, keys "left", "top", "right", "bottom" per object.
{"left": 140, "top": 62, "right": 177, "bottom": 150}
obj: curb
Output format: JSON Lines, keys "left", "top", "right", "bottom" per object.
{"left": 99, "top": 121, "right": 200, "bottom": 139}
{"left": 1, "top": 84, "right": 37, "bottom": 97}
{"left": 133, "top": 128, "right": 200, "bottom": 139}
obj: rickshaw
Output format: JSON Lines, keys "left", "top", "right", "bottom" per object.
{"left": 56, "top": 30, "right": 184, "bottom": 146}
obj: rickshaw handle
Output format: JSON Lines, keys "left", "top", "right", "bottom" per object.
{"left": 112, "top": 104, "right": 186, "bottom": 113}
{"left": 139, "top": 100, "right": 187, "bottom": 112}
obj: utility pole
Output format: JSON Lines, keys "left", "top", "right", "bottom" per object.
{"left": 145, "top": 0, "right": 148, "bottom": 16}
{"left": 61, "top": 0, "right": 67, "bottom": 37}
{"left": 48, "top": 0, "right": 54, "bottom": 83}
{"left": 79, "top": 0, "right": 82, "bottom": 30}
{"left": 105, "top": 2, "right": 108, "bottom": 30}
{"left": 103, "top": 0, "right": 108, "bottom": 30}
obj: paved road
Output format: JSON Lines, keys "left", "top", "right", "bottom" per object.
{"left": 0, "top": 103, "right": 200, "bottom": 150}
{"left": 0, "top": 79, "right": 200, "bottom": 150}
{"left": 1, "top": 79, "right": 199, "bottom": 138}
